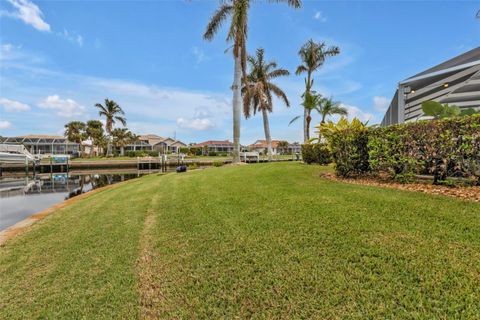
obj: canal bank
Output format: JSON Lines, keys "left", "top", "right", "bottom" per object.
{"left": 1, "top": 157, "right": 298, "bottom": 173}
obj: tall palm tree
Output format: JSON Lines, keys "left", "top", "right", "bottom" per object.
{"left": 243, "top": 48, "right": 290, "bottom": 161}
{"left": 204, "top": 0, "right": 301, "bottom": 163}
{"left": 295, "top": 39, "right": 340, "bottom": 142}
{"left": 85, "top": 120, "right": 105, "bottom": 156}
{"left": 94, "top": 99, "right": 127, "bottom": 156}
{"left": 64, "top": 121, "right": 87, "bottom": 156}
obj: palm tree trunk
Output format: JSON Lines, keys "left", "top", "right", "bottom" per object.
{"left": 304, "top": 72, "right": 312, "bottom": 143}
{"left": 120, "top": 146, "right": 125, "bottom": 156}
{"left": 231, "top": 47, "right": 242, "bottom": 163}
{"left": 303, "top": 107, "right": 308, "bottom": 143}
{"left": 261, "top": 108, "right": 273, "bottom": 161}
{"left": 306, "top": 109, "right": 312, "bottom": 141}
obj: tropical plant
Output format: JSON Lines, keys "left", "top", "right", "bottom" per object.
{"left": 204, "top": 0, "right": 301, "bottom": 163}
{"left": 277, "top": 140, "right": 289, "bottom": 154}
{"left": 85, "top": 120, "right": 105, "bottom": 157}
{"left": 318, "top": 97, "right": 348, "bottom": 124}
{"left": 64, "top": 121, "right": 87, "bottom": 156}
{"left": 320, "top": 117, "right": 370, "bottom": 177}
{"left": 94, "top": 99, "right": 127, "bottom": 156}
{"left": 242, "top": 48, "right": 290, "bottom": 161}
{"left": 112, "top": 128, "right": 137, "bottom": 156}
{"left": 421, "top": 100, "right": 480, "bottom": 119}
{"left": 295, "top": 39, "right": 340, "bottom": 142}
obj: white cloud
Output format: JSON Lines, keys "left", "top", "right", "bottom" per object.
{"left": 58, "top": 29, "right": 84, "bottom": 47}
{"left": 176, "top": 118, "right": 214, "bottom": 131}
{"left": 0, "top": 97, "right": 31, "bottom": 112}
{"left": 340, "top": 103, "right": 375, "bottom": 123}
{"left": 313, "top": 11, "right": 327, "bottom": 22}
{"left": 38, "top": 95, "right": 86, "bottom": 118}
{"left": 192, "top": 46, "right": 208, "bottom": 64}
{"left": 0, "top": 120, "right": 12, "bottom": 129}
{"left": 373, "top": 96, "right": 390, "bottom": 112}
{"left": 2, "top": 0, "right": 50, "bottom": 32}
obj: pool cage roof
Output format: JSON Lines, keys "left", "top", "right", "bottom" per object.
{"left": 0, "top": 135, "right": 79, "bottom": 145}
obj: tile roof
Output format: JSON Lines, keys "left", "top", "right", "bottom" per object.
{"left": 191, "top": 140, "right": 233, "bottom": 147}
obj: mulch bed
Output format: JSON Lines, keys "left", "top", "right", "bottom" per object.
{"left": 321, "top": 172, "right": 480, "bottom": 203}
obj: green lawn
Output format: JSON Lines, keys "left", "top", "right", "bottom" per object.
{"left": 1, "top": 163, "right": 479, "bottom": 318}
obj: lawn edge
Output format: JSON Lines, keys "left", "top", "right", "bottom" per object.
{"left": 0, "top": 179, "right": 135, "bottom": 247}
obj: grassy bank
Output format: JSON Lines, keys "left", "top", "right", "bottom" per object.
{"left": 1, "top": 163, "right": 479, "bottom": 318}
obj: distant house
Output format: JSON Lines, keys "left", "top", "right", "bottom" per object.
{"left": 0, "top": 135, "right": 80, "bottom": 155}
{"left": 249, "top": 140, "right": 301, "bottom": 155}
{"left": 191, "top": 140, "right": 234, "bottom": 155}
{"left": 134, "top": 134, "right": 187, "bottom": 154}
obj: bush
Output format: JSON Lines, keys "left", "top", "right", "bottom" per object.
{"left": 301, "top": 144, "right": 331, "bottom": 165}
{"left": 208, "top": 151, "right": 217, "bottom": 156}
{"left": 189, "top": 147, "right": 203, "bottom": 156}
{"left": 213, "top": 160, "right": 223, "bottom": 167}
{"left": 179, "top": 147, "right": 189, "bottom": 154}
{"left": 320, "top": 116, "right": 480, "bottom": 184}
{"left": 368, "top": 116, "right": 480, "bottom": 184}
{"left": 320, "top": 118, "right": 370, "bottom": 177}
{"left": 124, "top": 150, "right": 159, "bottom": 157}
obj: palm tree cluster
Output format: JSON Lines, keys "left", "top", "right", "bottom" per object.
{"left": 64, "top": 98, "right": 135, "bottom": 157}
{"left": 204, "top": 1, "right": 347, "bottom": 161}
{"left": 204, "top": 0, "right": 301, "bottom": 163}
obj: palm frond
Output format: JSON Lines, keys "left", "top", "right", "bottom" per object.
{"left": 268, "top": 83, "right": 289, "bottom": 107}
{"left": 115, "top": 116, "right": 127, "bottom": 127}
{"left": 267, "top": 0, "right": 302, "bottom": 8}
{"left": 203, "top": 4, "right": 233, "bottom": 41}
{"left": 289, "top": 115, "right": 301, "bottom": 126}
{"left": 268, "top": 68, "right": 290, "bottom": 79}
{"left": 295, "top": 65, "right": 307, "bottom": 75}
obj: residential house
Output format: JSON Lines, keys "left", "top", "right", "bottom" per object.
{"left": 0, "top": 135, "right": 80, "bottom": 155}
{"left": 134, "top": 134, "right": 187, "bottom": 154}
{"left": 249, "top": 140, "right": 302, "bottom": 155}
{"left": 191, "top": 140, "right": 234, "bottom": 155}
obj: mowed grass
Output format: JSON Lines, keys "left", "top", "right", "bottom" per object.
{"left": 1, "top": 162, "right": 479, "bottom": 318}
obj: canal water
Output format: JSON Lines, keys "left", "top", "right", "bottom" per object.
{"left": 0, "top": 170, "right": 162, "bottom": 231}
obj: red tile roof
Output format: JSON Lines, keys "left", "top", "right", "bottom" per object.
{"left": 191, "top": 140, "right": 233, "bottom": 148}
{"left": 249, "top": 140, "right": 283, "bottom": 148}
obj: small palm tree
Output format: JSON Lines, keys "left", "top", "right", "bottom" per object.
{"left": 94, "top": 99, "right": 126, "bottom": 156}
{"left": 296, "top": 39, "right": 340, "bottom": 142}
{"left": 85, "top": 120, "right": 105, "bottom": 157}
{"left": 64, "top": 121, "right": 87, "bottom": 156}
{"left": 112, "top": 128, "right": 136, "bottom": 156}
{"left": 317, "top": 97, "right": 348, "bottom": 125}
{"left": 243, "top": 48, "right": 290, "bottom": 161}
{"left": 204, "top": 0, "right": 301, "bottom": 163}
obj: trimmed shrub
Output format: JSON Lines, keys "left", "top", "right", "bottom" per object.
{"left": 368, "top": 116, "right": 480, "bottom": 184}
{"left": 301, "top": 144, "right": 331, "bottom": 165}
{"left": 213, "top": 161, "right": 223, "bottom": 167}
{"left": 321, "top": 116, "right": 480, "bottom": 184}
{"left": 320, "top": 118, "right": 370, "bottom": 177}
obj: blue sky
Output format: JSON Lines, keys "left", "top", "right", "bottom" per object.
{"left": 0, "top": 0, "right": 479, "bottom": 144}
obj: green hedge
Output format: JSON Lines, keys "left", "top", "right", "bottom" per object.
{"left": 301, "top": 144, "right": 331, "bottom": 165}
{"left": 368, "top": 116, "right": 480, "bottom": 184}
{"left": 321, "top": 116, "right": 480, "bottom": 184}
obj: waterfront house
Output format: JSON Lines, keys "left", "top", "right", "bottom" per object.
{"left": 0, "top": 135, "right": 80, "bottom": 155}
{"left": 191, "top": 140, "right": 234, "bottom": 155}
{"left": 249, "top": 140, "right": 302, "bottom": 155}
{"left": 130, "top": 134, "right": 187, "bottom": 154}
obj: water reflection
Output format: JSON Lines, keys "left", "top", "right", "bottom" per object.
{"left": 0, "top": 171, "right": 145, "bottom": 231}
